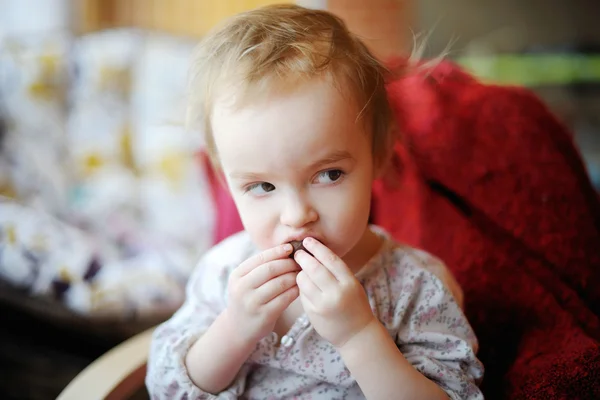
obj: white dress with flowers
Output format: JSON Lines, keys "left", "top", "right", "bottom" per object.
{"left": 146, "top": 227, "right": 484, "bottom": 400}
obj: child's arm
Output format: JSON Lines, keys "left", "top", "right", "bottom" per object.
{"left": 294, "top": 238, "right": 483, "bottom": 400}
{"left": 338, "top": 319, "right": 450, "bottom": 400}
{"left": 183, "top": 309, "right": 257, "bottom": 393}
{"left": 339, "top": 270, "right": 484, "bottom": 400}
{"left": 146, "top": 238, "right": 299, "bottom": 399}
{"left": 145, "top": 244, "right": 248, "bottom": 399}
{"left": 185, "top": 243, "right": 299, "bottom": 392}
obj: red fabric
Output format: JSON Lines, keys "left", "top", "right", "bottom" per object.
{"left": 374, "top": 60, "right": 600, "bottom": 399}
{"left": 201, "top": 60, "right": 600, "bottom": 398}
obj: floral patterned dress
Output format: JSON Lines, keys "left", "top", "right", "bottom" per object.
{"left": 146, "top": 227, "right": 484, "bottom": 399}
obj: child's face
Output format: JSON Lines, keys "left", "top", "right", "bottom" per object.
{"left": 212, "top": 78, "right": 376, "bottom": 259}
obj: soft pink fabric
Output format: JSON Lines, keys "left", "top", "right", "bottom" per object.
{"left": 199, "top": 152, "right": 243, "bottom": 244}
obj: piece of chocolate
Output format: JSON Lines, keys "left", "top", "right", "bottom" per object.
{"left": 289, "top": 240, "right": 307, "bottom": 258}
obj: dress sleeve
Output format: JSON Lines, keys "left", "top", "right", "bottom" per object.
{"left": 394, "top": 263, "right": 485, "bottom": 399}
{"left": 145, "top": 238, "right": 250, "bottom": 399}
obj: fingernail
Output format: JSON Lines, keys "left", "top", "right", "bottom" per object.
{"left": 282, "top": 243, "right": 293, "bottom": 252}
{"left": 303, "top": 237, "right": 313, "bottom": 246}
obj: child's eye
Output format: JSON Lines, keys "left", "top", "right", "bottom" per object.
{"left": 246, "top": 182, "right": 275, "bottom": 195}
{"left": 314, "top": 169, "right": 344, "bottom": 184}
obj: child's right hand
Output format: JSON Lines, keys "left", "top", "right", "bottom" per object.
{"left": 224, "top": 243, "right": 299, "bottom": 343}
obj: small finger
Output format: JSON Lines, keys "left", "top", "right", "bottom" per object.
{"left": 302, "top": 237, "right": 350, "bottom": 281}
{"left": 265, "top": 285, "right": 299, "bottom": 315}
{"left": 255, "top": 272, "right": 298, "bottom": 304}
{"left": 236, "top": 244, "right": 293, "bottom": 277}
{"left": 296, "top": 270, "right": 321, "bottom": 299}
{"left": 246, "top": 259, "right": 300, "bottom": 288}
{"left": 294, "top": 249, "right": 336, "bottom": 290}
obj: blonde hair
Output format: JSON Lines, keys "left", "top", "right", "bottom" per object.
{"left": 187, "top": 4, "right": 401, "bottom": 170}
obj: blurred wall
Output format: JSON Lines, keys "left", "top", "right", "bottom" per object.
{"left": 328, "top": 0, "right": 413, "bottom": 60}
{"left": 75, "top": 0, "right": 415, "bottom": 60}
{"left": 417, "top": 0, "right": 600, "bottom": 55}
{"left": 75, "top": 0, "right": 293, "bottom": 36}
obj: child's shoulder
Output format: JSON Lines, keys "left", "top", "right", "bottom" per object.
{"left": 367, "top": 228, "right": 454, "bottom": 290}
{"left": 370, "top": 226, "right": 448, "bottom": 277}
{"left": 369, "top": 228, "right": 463, "bottom": 306}
{"left": 199, "top": 230, "right": 257, "bottom": 267}
{"left": 187, "top": 231, "right": 256, "bottom": 291}
{"left": 384, "top": 241, "right": 448, "bottom": 280}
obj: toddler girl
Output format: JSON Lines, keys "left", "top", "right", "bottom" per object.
{"left": 146, "top": 5, "right": 484, "bottom": 399}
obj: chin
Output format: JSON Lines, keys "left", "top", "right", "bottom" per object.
{"left": 327, "top": 240, "right": 352, "bottom": 258}
{"left": 336, "top": 231, "right": 369, "bottom": 257}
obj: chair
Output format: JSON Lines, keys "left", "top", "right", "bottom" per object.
{"left": 57, "top": 329, "right": 153, "bottom": 400}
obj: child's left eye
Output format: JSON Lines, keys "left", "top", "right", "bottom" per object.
{"left": 314, "top": 169, "right": 344, "bottom": 184}
{"left": 245, "top": 182, "right": 275, "bottom": 195}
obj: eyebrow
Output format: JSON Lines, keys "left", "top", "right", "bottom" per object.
{"left": 306, "top": 150, "right": 354, "bottom": 171}
{"left": 228, "top": 150, "right": 354, "bottom": 181}
{"left": 229, "top": 171, "right": 264, "bottom": 181}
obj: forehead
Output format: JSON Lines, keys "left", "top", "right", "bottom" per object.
{"left": 211, "top": 78, "right": 369, "bottom": 174}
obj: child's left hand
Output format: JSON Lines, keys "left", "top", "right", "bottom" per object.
{"left": 294, "top": 237, "right": 376, "bottom": 348}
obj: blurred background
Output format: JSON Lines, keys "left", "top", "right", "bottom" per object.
{"left": 0, "top": 1, "right": 598, "bottom": 399}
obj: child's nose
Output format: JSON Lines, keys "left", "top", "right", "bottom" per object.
{"left": 280, "top": 195, "right": 318, "bottom": 228}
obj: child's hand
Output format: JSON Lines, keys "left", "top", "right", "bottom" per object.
{"left": 294, "top": 237, "right": 376, "bottom": 348}
{"left": 225, "top": 244, "right": 300, "bottom": 343}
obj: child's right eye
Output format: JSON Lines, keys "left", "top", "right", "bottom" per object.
{"left": 246, "top": 182, "right": 276, "bottom": 195}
